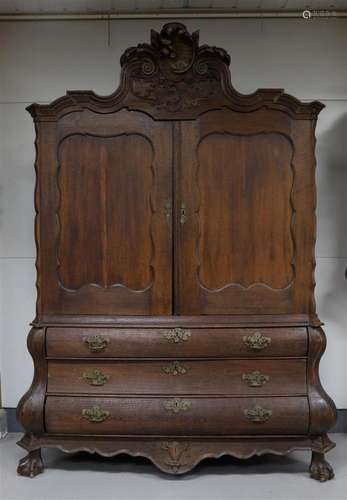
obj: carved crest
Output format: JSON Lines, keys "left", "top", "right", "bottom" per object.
{"left": 120, "top": 22, "right": 230, "bottom": 113}
{"left": 27, "top": 22, "right": 324, "bottom": 120}
{"left": 151, "top": 23, "right": 198, "bottom": 75}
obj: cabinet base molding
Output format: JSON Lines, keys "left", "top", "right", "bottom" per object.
{"left": 17, "top": 433, "right": 335, "bottom": 478}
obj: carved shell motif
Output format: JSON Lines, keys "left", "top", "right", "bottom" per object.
{"left": 161, "top": 441, "right": 190, "bottom": 473}
{"left": 151, "top": 22, "right": 198, "bottom": 75}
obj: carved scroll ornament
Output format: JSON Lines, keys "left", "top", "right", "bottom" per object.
{"left": 120, "top": 22, "right": 230, "bottom": 113}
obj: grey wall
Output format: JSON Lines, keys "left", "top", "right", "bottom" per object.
{"left": 0, "top": 18, "right": 346, "bottom": 408}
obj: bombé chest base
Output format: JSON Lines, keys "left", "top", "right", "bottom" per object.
{"left": 16, "top": 317, "right": 336, "bottom": 479}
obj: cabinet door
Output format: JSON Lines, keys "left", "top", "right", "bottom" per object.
{"left": 40, "top": 110, "right": 173, "bottom": 315}
{"left": 175, "top": 110, "right": 315, "bottom": 315}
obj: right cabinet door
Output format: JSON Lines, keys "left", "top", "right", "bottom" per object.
{"left": 175, "top": 109, "right": 316, "bottom": 315}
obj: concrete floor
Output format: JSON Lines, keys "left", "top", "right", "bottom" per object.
{"left": 0, "top": 434, "right": 346, "bottom": 500}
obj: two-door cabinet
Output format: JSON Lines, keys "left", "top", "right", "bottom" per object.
{"left": 17, "top": 23, "right": 336, "bottom": 481}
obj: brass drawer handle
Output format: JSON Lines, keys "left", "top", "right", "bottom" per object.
{"left": 81, "top": 405, "right": 110, "bottom": 423}
{"left": 243, "top": 332, "right": 271, "bottom": 350}
{"left": 165, "top": 328, "right": 191, "bottom": 343}
{"left": 164, "top": 398, "right": 192, "bottom": 413}
{"left": 84, "top": 335, "right": 110, "bottom": 352}
{"left": 242, "top": 370, "right": 270, "bottom": 387}
{"left": 244, "top": 405, "right": 272, "bottom": 423}
{"left": 162, "top": 361, "right": 189, "bottom": 376}
{"left": 82, "top": 369, "right": 110, "bottom": 386}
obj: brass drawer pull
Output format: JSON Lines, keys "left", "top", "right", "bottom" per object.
{"left": 164, "top": 398, "right": 192, "bottom": 413}
{"left": 162, "top": 361, "right": 189, "bottom": 376}
{"left": 165, "top": 328, "right": 191, "bottom": 343}
{"left": 84, "top": 335, "right": 110, "bottom": 352}
{"left": 243, "top": 332, "right": 271, "bottom": 350}
{"left": 81, "top": 405, "right": 110, "bottom": 423}
{"left": 244, "top": 405, "right": 272, "bottom": 423}
{"left": 242, "top": 370, "right": 270, "bottom": 387}
{"left": 82, "top": 369, "right": 110, "bottom": 386}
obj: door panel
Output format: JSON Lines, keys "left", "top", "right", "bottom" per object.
{"left": 176, "top": 109, "right": 308, "bottom": 315}
{"left": 59, "top": 134, "right": 154, "bottom": 291}
{"left": 43, "top": 110, "right": 172, "bottom": 315}
{"left": 197, "top": 132, "right": 294, "bottom": 290}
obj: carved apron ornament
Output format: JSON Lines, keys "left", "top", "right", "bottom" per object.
{"left": 161, "top": 441, "right": 190, "bottom": 473}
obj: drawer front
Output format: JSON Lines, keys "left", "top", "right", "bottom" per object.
{"left": 46, "top": 327, "right": 307, "bottom": 358}
{"left": 45, "top": 396, "right": 309, "bottom": 435}
{"left": 47, "top": 359, "right": 307, "bottom": 396}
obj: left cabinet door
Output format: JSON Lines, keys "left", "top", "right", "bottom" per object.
{"left": 38, "top": 110, "right": 173, "bottom": 315}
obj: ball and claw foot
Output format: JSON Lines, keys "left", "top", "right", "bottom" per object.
{"left": 17, "top": 449, "right": 44, "bottom": 478}
{"left": 309, "top": 451, "right": 334, "bottom": 482}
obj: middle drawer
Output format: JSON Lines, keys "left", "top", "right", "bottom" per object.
{"left": 47, "top": 359, "right": 306, "bottom": 396}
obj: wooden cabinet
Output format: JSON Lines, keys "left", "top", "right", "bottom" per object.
{"left": 17, "top": 23, "right": 336, "bottom": 481}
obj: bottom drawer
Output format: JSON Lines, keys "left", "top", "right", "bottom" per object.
{"left": 45, "top": 396, "right": 309, "bottom": 436}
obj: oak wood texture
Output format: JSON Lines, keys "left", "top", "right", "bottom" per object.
{"left": 17, "top": 22, "right": 336, "bottom": 480}
{"left": 47, "top": 358, "right": 307, "bottom": 396}
{"left": 46, "top": 327, "right": 308, "bottom": 358}
{"left": 45, "top": 395, "right": 309, "bottom": 435}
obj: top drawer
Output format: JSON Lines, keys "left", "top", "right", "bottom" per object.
{"left": 46, "top": 327, "right": 307, "bottom": 358}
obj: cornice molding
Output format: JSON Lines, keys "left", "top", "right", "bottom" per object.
{"left": 26, "top": 23, "right": 324, "bottom": 121}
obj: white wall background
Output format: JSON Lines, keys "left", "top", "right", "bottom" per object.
{"left": 0, "top": 18, "right": 346, "bottom": 408}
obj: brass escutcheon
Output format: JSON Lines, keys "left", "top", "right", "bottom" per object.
{"left": 164, "top": 398, "right": 192, "bottom": 413}
{"left": 164, "top": 327, "right": 191, "bottom": 343}
{"left": 244, "top": 405, "right": 272, "bottom": 423}
{"left": 162, "top": 360, "right": 189, "bottom": 376}
{"left": 164, "top": 199, "right": 172, "bottom": 219}
{"left": 242, "top": 370, "right": 270, "bottom": 387}
{"left": 84, "top": 335, "right": 110, "bottom": 352}
{"left": 82, "top": 369, "right": 110, "bottom": 386}
{"left": 81, "top": 405, "right": 110, "bottom": 423}
{"left": 180, "top": 202, "right": 187, "bottom": 224}
{"left": 243, "top": 332, "right": 271, "bottom": 350}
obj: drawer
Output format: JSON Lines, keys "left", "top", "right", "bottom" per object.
{"left": 45, "top": 396, "right": 309, "bottom": 435}
{"left": 47, "top": 359, "right": 307, "bottom": 396}
{"left": 46, "top": 327, "right": 308, "bottom": 358}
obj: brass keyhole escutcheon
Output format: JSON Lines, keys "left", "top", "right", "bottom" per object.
{"left": 164, "top": 398, "right": 192, "bottom": 414}
{"left": 180, "top": 202, "right": 187, "bottom": 224}
{"left": 164, "top": 328, "right": 191, "bottom": 343}
{"left": 164, "top": 199, "right": 172, "bottom": 219}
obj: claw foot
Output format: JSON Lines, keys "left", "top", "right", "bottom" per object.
{"left": 309, "top": 451, "right": 334, "bottom": 482}
{"left": 17, "top": 449, "right": 44, "bottom": 478}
